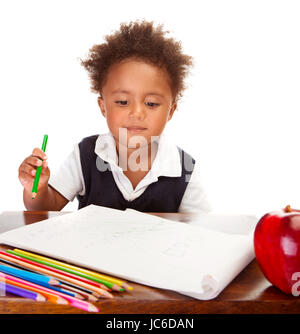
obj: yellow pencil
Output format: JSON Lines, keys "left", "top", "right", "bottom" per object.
{"left": 14, "top": 249, "right": 133, "bottom": 291}
{"left": 0, "top": 252, "right": 113, "bottom": 299}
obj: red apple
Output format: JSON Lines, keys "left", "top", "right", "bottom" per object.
{"left": 254, "top": 205, "right": 300, "bottom": 294}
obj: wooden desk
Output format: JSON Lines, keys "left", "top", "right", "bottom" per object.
{"left": 0, "top": 211, "right": 299, "bottom": 314}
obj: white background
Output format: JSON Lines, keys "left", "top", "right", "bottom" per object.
{"left": 0, "top": 0, "right": 299, "bottom": 216}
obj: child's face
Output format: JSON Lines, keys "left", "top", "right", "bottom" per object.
{"left": 97, "top": 59, "right": 177, "bottom": 149}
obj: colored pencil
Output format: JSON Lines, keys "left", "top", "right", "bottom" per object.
{"left": 0, "top": 257, "right": 99, "bottom": 297}
{"left": 55, "top": 287, "right": 84, "bottom": 299}
{"left": 0, "top": 257, "right": 36, "bottom": 271}
{"left": 1, "top": 272, "right": 98, "bottom": 312}
{"left": 0, "top": 279, "right": 46, "bottom": 301}
{"left": 0, "top": 261, "right": 59, "bottom": 286}
{"left": 6, "top": 250, "right": 111, "bottom": 291}
{"left": 0, "top": 252, "right": 112, "bottom": 298}
{"left": 1, "top": 274, "right": 67, "bottom": 305}
{"left": 3, "top": 251, "right": 111, "bottom": 297}
{"left": 13, "top": 248, "right": 132, "bottom": 291}
{"left": 47, "top": 277, "right": 102, "bottom": 299}
{"left": 0, "top": 258, "right": 79, "bottom": 298}
{"left": 59, "top": 283, "right": 98, "bottom": 302}
{"left": 2, "top": 272, "right": 99, "bottom": 312}
{"left": 32, "top": 134, "right": 48, "bottom": 199}
{"left": 9, "top": 249, "right": 123, "bottom": 291}
{"left": 66, "top": 297, "right": 99, "bottom": 312}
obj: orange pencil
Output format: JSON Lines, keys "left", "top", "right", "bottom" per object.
{"left": 0, "top": 276, "right": 46, "bottom": 302}
{"left": 2, "top": 272, "right": 98, "bottom": 312}
{"left": 0, "top": 257, "right": 100, "bottom": 298}
{"left": 3, "top": 251, "right": 111, "bottom": 292}
{"left": 1, "top": 274, "right": 67, "bottom": 305}
{"left": 0, "top": 252, "right": 112, "bottom": 299}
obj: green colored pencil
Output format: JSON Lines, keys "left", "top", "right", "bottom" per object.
{"left": 7, "top": 249, "right": 122, "bottom": 291}
{"left": 32, "top": 134, "right": 48, "bottom": 199}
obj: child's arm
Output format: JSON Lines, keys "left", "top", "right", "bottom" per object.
{"left": 23, "top": 184, "right": 69, "bottom": 211}
{"left": 19, "top": 148, "right": 69, "bottom": 211}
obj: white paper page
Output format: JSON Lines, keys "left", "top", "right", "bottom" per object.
{"left": 186, "top": 213, "right": 258, "bottom": 235}
{"left": 0, "top": 205, "right": 257, "bottom": 300}
{"left": 126, "top": 208, "right": 259, "bottom": 235}
{"left": 124, "top": 208, "right": 258, "bottom": 298}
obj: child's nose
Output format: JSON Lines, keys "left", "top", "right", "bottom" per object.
{"left": 128, "top": 103, "right": 146, "bottom": 120}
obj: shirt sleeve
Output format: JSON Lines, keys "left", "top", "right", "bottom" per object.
{"left": 178, "top": 161, "right": 212, "bottom": 213}
{"left": 48, "top": 144, "right": 85, "bottom": 202}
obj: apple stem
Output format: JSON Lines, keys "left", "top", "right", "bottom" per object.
{"left": 285, "top": 205, "right": 292, "bottom": 213}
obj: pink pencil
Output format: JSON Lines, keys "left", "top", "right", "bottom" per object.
{"left": 1, "top": 272, "right": 99, "bottom": 313}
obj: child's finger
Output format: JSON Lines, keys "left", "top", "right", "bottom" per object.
{"left": 25, "top": 156, "right": 43, "bottom": 167}
{"left": 19, "top": 163, "right": 37, "bottom": 177}
{"left": 32, "top": 147, "right": 48, "bottom": 161}
{"left": 18, "top": 171, "right": 34, "bottom": 186}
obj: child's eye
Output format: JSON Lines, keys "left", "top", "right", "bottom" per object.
{"left": 115, "top": 100, "right": 128, "bottom": 106}
{"left": 146, "top": 102, "right": 160, "bottom": 107}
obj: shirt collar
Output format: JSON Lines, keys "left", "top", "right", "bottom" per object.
{"left": 94, "top": 132, "right": 182, "bottom": 178}
{"left": 94, "top": 132, "right": 119, "bottom": 167}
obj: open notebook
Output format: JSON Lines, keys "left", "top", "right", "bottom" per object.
{"left": 0, "top": 205, "right": 259, "bottom": 300}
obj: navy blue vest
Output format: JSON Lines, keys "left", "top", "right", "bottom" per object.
{"left": 76, "top": 135, "right": 195, "bottom": 212}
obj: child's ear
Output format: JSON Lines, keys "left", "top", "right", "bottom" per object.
{"left": 97, "top": 96, "right": 106, "bottom": 118}
{"left": 168, "top": 102, "right": 177, "bottom": 121}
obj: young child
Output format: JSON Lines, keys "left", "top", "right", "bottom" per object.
{"left": 18, "top": 20, "right": 211, "bottom": 213}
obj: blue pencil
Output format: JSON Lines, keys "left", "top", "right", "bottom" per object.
{"left": 0, "top": 258, "right": 92, "bottom": 296}
{"left": 0, "top": 260, "right": 78, "bottom": 297}
{"left": 0, "top": 258, "right": 89, "bottom": 295}
{"left": 0, "top": 263, "right": 59, "bottom": 287}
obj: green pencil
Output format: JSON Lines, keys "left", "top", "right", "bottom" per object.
{"left": 7, "top": 249, "right": 122, "bottom": 291}
{"left": 32, "top": 134, "right": 48, "bottom": 199}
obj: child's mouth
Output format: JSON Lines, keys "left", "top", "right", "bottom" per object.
{"left": 125, "top": 126, "right": 147, "bottom": 132}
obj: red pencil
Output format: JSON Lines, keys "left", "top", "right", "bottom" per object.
{"left": 0, "top": 252, "right": 112, "bottom": 299}
{"left": 0, "top": 251, "right": 110, "bottom": 291}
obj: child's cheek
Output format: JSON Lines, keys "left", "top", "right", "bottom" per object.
{"left": 107, "top": 111, "right": 124, "bottom": 128}
{"left": 150, "top": 113, "right": 168, "bottom": 134}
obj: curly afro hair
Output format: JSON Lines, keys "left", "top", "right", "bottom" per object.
{"left": 80, "top": 20, "right": 193, "bottom": 103}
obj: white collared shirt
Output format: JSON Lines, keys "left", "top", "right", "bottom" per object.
{"left": 48, "top": 132, "right": 211, "bottom": 213}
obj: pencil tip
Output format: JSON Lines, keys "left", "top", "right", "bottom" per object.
{"left": 122, "top": 283, "right": 133, "bottom": 291}
{"left": 57, "top": 297, "right": 68, "bottom": 305}
{"left": 31, "top": 193, "right": 37, "bottom": 199}
{"left": 75, "top": 293, "right": 85, "bottom": 300}
{"left": 49, "top": 278, "right": 60, "bottom": 286}
{"left": 92, "top": 292, "right": 100, "bottom": 299}
{"left": 88, "top": 304, "right": 100, "bottom": 312}
{"left": 88, "top": 295, "right": 98, "bottom": 302}
{"left": 103, "top": 291, "right": 114, "bottom": 299}
{"left": 36, "top": 295, "right": 46, "bottom": 302}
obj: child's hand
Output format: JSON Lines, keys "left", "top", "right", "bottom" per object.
{"left": 18, "top": 148, "right": 50, "bottom": 194}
